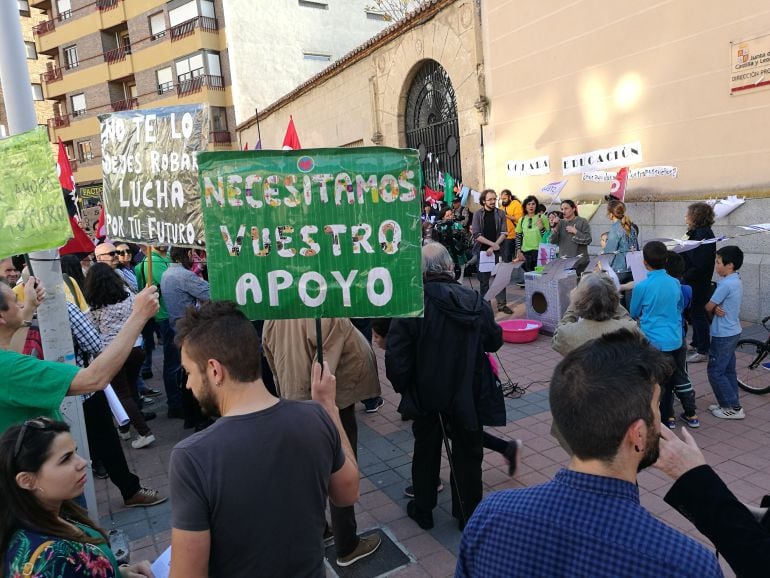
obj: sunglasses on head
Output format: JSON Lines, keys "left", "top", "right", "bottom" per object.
{"left": 14, "top": 417, "right": 55, "bottom": 460}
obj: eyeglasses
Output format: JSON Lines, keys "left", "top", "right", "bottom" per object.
{"left": 115, "top": 250, "right": 128, "bottom": 256}
{"left": 98, "top": 251, "right": 118, "bottom": 258}
{"left": 13, "top": 418, "right": 54, "bottom": 460}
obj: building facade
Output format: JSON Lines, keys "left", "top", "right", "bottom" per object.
{"left": 30, "top": 0, "right": 390, "bottom": 189}
{"left": 237, "top": 0, "right": 769, "bottom": 319}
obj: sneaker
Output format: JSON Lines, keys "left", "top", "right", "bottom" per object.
{"left": 686, "top": 352, "right": 707, "bottom": 364}
{"left": 498, "top": 305, "right": 513, "bottom": 315}
{"left": 516, "top": 282, "right": 525, "bottom": 288}
{"left": 124, "top": 487, "right": 167, "bottom": 508}
{"left": 140, "top": 396, "right": 155, "bottom": 406}
{"left": 762, "top": 361, "right": 770, "bottom": 371}
{"left": 336, "top": 533, "right": 382, "bottom": 567}
{"left": 363, "top": 397, "right": 384, "bottom": 413}
{"left": 680, "top": 413, "right": 700, "bottom": 428}
{"left": 666, "top": 417, "right": 677, "bottom": 430}
{"left": 131, "top": 434, "right": 156, "bottom": 449}
{"left": 403, "top": 482, "right": 444, "bottom": 498}
{"left": 117, "top": 429, "right": 131, "bottom": 441}
{"left": 141, "top": 387, "right": 162, "bottom": 397}
{"left": 710, "top": 406, "right": 746, "bottom": 420}
{"left": 93, "top": 462, "right": 109, "bottom": 479}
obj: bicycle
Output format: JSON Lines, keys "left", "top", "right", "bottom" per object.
{"left": 735, "top": 315, "right": 770, "bottom": 394}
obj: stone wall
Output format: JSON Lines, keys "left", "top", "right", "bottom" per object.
{"left": 587, "top": 199, "right": 770, "bottom": 321}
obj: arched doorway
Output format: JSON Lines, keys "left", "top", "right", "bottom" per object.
{"left": 404, "top": 60, "right": 461, "bottom": 191}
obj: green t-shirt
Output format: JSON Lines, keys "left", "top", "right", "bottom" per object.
{"left": 135, "top": 252, "right": 172, "bottom": 321}
{"left": 0, "top": 349, "right": 79, "bottom": 433}
{"left": 516, "top": 214, "right": 550, "bottom": 252}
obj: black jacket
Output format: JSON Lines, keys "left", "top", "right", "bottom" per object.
{"left": 665, "top": 465, "right": 770, "bottom": 578}
{"left": 385, "top": 273, "right": 504, "bottom": 430}
{"left": 683, "top": 226, "right": 716, "bottom": 303}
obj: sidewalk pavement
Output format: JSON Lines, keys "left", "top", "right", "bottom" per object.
{"left": 95, "top": 284, "right": 770, "bottom": 577}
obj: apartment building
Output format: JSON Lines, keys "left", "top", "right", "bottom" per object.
{"left": 30, "top": 0, "right": 390, "bottom": 190}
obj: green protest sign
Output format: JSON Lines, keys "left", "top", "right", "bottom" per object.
{"left": 0, "top": 127, "right": 71, "bottom": 259}
{"left": 198, "top": 147, "right": 424, "bottom": 319}
{"left": 99, "top": 104, "right": 208, "bottom": 247}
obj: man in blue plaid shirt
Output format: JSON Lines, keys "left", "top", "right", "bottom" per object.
{"left": 457, "top": 330, "right": 723, "bottom": 578}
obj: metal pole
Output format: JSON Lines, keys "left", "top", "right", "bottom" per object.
{"left": 0, "top": 1, "right": 98, "bottom": 519}
{"left": 255, "top": 107, "right": 262, "bottom": 148}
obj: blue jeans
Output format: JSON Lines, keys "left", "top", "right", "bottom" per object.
{"left": 707, "top": 334, "right": 742, "bottom": 408}
{"left": 158, "top": 319, "right": 183, "bottom": 409}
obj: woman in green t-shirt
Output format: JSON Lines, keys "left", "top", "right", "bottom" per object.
{"left": 0, "top": 417, "right": 154, "bottom": 577}
{"left": 514, "top": 195, "right": 550, "bottom": 273}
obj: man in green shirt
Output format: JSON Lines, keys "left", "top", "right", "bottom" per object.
{"left": 0, "top": 276, "right": 160, "bottom": 433}
{"left": 135, "top": 245, "right": 183, "bottom": 417}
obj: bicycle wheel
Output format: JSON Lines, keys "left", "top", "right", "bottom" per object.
{"left": 735, "top": 339, "right": 770, "bottom": 394}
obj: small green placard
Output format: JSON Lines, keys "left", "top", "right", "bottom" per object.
{"left": 198, "top": 147, "right": 424, "bottom": 319}
{"left": 0, "top": 127, "right": 71, "bottom": 259}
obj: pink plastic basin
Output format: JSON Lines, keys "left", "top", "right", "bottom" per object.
{"left": 500, "top": 319, "right": 543, "bottom": 344}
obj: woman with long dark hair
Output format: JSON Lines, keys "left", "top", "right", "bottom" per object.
{"left": 682, "top": 202, "right": 716, "bottom": 363}
{"left": 84, "top": 264, "right": 155, "bottom": 449}
{"left": 515, "top": 195, "right": 549, "bottom": 273}
{"left": 0, "top": 417, "right": 153, "bottom": 576}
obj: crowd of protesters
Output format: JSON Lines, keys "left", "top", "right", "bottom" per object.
{"left": 1, "top": 193, "right": 769, "bottom": 577}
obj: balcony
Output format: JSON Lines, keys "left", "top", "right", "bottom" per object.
{"left": 170, "top": 16, "right": 218, "bottom": 42}
{"left": 210, "top": 130, "right": 232, "bottom": 146}
{"left": 33, "top": 19, "right": 55, "bottom": 35}
{"left": 41, "top": 66, "right": 63, "bottom": 83}
{"left": 104, "top": 44, "right": 131, "bottom": 63}
{"left": 176, "top": 73, "right": 224, "bottom": 97}
{"left": 48, "top": 114, "right": 70, "bottom": 129}
{"left": 111, "top": 97, "right": 138, "bottom": 112}
{"left": 97, "top": 0, "right": 119, "bottom": 11}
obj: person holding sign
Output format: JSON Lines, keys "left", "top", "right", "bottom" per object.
{"left": 0, "top": 277, "right": 159, "bottom": 434}
{"left": 168, "top": 302, "right": 360, "bottom": 577}
{"left": 262, "top": 317, "right": 382, "bottom": 568}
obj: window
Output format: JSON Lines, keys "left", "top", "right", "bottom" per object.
{"left": 63, "top": 45, "right": 78, "bottom": 69}
{"left": 31, "top": 84, "right": 44, "bottom": 101}
{"left": 25, "top": 41, "right": 37, "bottom": 60}
{"left": 211, "top": 107, "right": 228, "bottom": 131}
{"left": 18, "top": 0, "right": 30, "bottom": 16}
{"left": 77, "top": 141, "right": 93, "bottom": 162}
{"left": 169, "top": 0, "right": 197, "bottom": 27}
{"left": 298, "top": 0, "right": 328, "bottom": 8}
{"left": 303, "top": 52, "right": 331, "bottom": 61}
{"left": 70, "top": 93, "right": 86, "bottom": 117}
{"left": 57, "top": 0, "right": 71, "bottom": 20}
{"left": 176, "top": 53, "right": 204, "bottom": 82}
{"left": 149, "top": 12, "right": 166, "bottom": 40}
{"left": 366, "top": 11, "right": 388, "bottom": 21}
{"left": 156, "top": 67, "right": 174, "bottom": 94}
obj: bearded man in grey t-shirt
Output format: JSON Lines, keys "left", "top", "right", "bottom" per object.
{"left": 168, "top": 302, "right": 360, "bottom": 577}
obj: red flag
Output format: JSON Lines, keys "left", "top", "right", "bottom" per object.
{"left": 608, "top": 167, "right": 628, "bottom": 202}
{"left": 424, "top": 186, "right": 444, "bottom": 204}
{"left": 282, "top": 116, "right": 301, "bottom": 150}
{"left": 60, "top": 216, "right": 96, "bottom": 255}
{"left": 95, "top": 205, "right": 106, "bottom": 240}
{"left": 57, "top": 137, "right": 76, "bottom": 192}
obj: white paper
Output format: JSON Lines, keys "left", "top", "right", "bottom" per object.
{"left": 478, "top": 251, "right": 496, "bottom": 273}
{"left": 151, "top": 546, "right": 171, "bottom": 578}
{"left": 485, "top": 262, "right": 514, "bottom": 301}
{"left": 104, "top": 385, "right": 130, "bottom": 427}
{"left": 626, "top": 251, "right": 648, "bottom": 282}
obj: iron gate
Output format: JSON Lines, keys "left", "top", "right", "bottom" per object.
{"left": 404, "top": 60, "right": 462, "bottom": 191}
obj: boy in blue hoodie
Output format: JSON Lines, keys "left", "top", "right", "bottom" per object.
{"left": 630, "top": 242, "right": 688, "bottom": 426}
